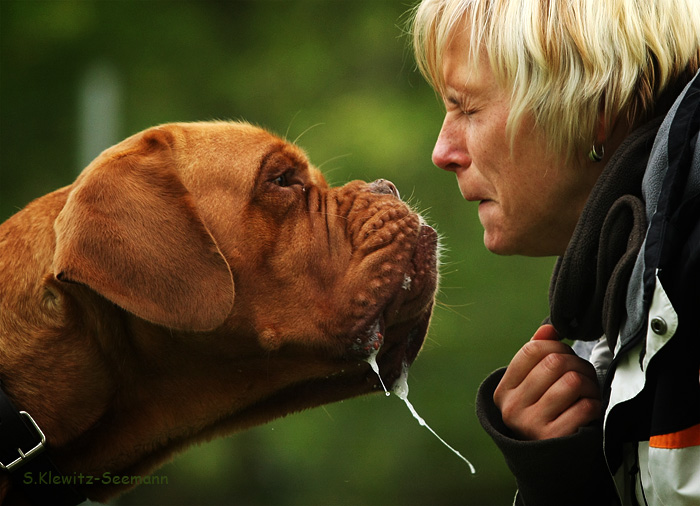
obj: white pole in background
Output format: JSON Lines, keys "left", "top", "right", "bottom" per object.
{"left": 78, "top": 60, "right": 122, "bottom": 172}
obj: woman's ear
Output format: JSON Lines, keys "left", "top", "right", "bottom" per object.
{"left": 53, "top": 126, "right": 235, "bottom": 332}
{"left": 595, "top": 111, "right": 608, "bottom": 145}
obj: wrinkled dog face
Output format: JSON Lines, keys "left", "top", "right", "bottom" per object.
{"left": 54, "top": 120, "right": 438, "bottom": 416}
{"left": 178, "top": 121, "right": 439, "bottom": 389}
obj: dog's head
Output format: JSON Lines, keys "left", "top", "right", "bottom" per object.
{"left": 52, "top": 121, "right": 438, "bottom": 428}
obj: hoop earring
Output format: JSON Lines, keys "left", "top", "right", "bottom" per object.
{"left": 588, "top": 143, "right": 605, "bottom": 163}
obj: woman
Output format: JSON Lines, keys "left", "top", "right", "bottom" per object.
{"left": 410, "top": 1, "right": 700, "bottom": 504}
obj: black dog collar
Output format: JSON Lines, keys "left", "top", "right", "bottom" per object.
{"left": 0, "top": 382, "right": 86, "bottom": 505}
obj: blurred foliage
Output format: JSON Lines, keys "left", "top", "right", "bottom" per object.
{"left": 0, "top": 1, "right": 555, "bottom": 505}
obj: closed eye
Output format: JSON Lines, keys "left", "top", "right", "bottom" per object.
{"left": 445, "top": 94, "right": 478, "bottom": 116}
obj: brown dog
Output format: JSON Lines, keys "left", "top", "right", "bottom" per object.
{"left": 0, "top": 121, "right": 438, "bottom": 504}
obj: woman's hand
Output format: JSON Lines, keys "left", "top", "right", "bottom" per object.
{"left": 493, "top": 325, "right": 602, "bottom": 441}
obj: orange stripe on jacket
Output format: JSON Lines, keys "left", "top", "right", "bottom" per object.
{"left": 650, "top": 423, "right": 700, "bottom": 449}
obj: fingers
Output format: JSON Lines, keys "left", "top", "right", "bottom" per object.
{"left": 542, "top": 396, "right": 602, "bottom": 439}
{"left": 508, "top": 350, "right": 598, "bottom": 409}
{"left": 493, "top": 326, "right": 602, "bottom": 441}
{"left": 534, "top": 368, "right": 602, "bottom": 438}
{"left": 530, "top": 324, "right": 560, "bottom": 341}
{"left": 496, "top": 336, "right": 578, "bottom": 394}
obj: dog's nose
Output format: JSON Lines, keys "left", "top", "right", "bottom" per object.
{"left": 369, "top": 179, "right": 400, "bottom": 199}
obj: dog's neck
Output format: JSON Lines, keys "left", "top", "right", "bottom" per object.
{"left": 0, "top": 284, "right": 214, "bottom": 501}
{"left": 0, "top": 300, "right": 332, "bottom": 503}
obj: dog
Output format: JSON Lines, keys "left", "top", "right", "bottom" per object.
{"left": 0, "top": 121, "right": 438, "bottom": 504}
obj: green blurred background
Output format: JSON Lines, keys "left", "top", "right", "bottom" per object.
{"left": 1, "top": 1, "right": 556, "bottom": 505}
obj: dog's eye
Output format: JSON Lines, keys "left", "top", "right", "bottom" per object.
{"left": 271, "top": 170, "right": 304, "bottom": 188}
{"left": 272, "top": 174, "right": 289, "bottom": 187}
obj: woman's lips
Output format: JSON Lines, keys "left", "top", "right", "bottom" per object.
{"left": 455, "top": 179, "right": 490, "bottom": 203}
{"left": 477, "top": 199, "right": 495, "bottom": 210}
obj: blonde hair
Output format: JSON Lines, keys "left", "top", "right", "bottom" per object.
{"left": 411, "top": 0, "right": 700, "bottom": 162}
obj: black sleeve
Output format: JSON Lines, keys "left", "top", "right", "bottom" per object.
{"left": 475, "top": 368, "right": 619, "bottom": 506}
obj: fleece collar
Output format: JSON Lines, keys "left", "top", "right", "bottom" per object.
{"left": 548, "top": 117, "right": 662, "bottom": 342}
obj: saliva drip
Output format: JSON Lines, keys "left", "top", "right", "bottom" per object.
{"left": 366, "top": 347, "right": 391, "bottom": 396}
{"left": 393, "top": 365, "right": 476, "bottom": 474}
{"left": 365, "top": 352, "right": 476, "bottom": 474}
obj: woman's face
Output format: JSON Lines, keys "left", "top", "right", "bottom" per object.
{"left": 432, "top": 30, "right": 604, "bottom": 257}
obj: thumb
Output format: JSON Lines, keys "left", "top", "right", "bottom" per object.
{"left": 531, "top": 324, "right": 561, "bottom": 341}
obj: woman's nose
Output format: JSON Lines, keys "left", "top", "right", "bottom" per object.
{"left": 432, "top": 117, "right": 470, "bottom": 172}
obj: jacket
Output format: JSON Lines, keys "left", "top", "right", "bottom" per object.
{"left": 476, "top": 69, "right": 700, "bottom": 506}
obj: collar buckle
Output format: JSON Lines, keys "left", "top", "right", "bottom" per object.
{"left": 0, "top": 410, "right": 46, "bottom": 472}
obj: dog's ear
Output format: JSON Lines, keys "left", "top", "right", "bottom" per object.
{"left": 53, "top": 126, "right": 235, "bottom": 332}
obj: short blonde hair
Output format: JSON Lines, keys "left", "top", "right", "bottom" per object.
{"left": 411, "top": 0, "right": 700, "bottom": 162}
